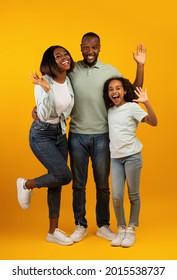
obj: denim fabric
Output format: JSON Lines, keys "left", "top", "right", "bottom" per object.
{"left": 29, "top": 121, "right": 72, "bottom": 218}
{"left": 111, "top": 152, "right": 142, "bottom": 227}
{"left": 68, "top": 132, "right": 110, "bottom": 228}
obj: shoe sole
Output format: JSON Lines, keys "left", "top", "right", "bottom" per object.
{"left": 121, "top": 238, "right": 136, "bottom": 247}
{"left": 96, "top": 232, "right": 116, "bottom": 241}
{"left": 121, "top": 244, "right": 134, "bottom": 247}
{"left": 121, "top": 241, "right": 135, "bottom": 248}
{"left": 111, "top": 242, "right": 121, "bottom": 246}
{"left": 46, "top": 236, "right": 73, "bottom": 246}
{"left": 70, "top": 231, "right": 88, "bottom": 242}
{"left": 16, "top": 178, "right": 31, "bottom": 210}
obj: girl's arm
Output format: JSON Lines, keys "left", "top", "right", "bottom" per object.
{"left": 133, "top": 87, "right": 158, "bottom": 126}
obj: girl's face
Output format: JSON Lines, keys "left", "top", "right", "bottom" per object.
{"left": 108, "top": 79, "right": 127, "bottom": 107}
{"left": 53, "top": 47, "right": 71, "bottom": 72}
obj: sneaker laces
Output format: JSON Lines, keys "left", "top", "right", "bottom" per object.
{"left": 23, "top": 189, "right": 32, "bottom": 201}
{"left": 125, "top": 228, "right": 135, "bottom": 239}
{"left": 103, "top": 225, "right": 114, "bottom": 233}
{"left": 75, "top": 225, "right": 84, "bottom": 232}
{"left": 55, "top": 228, "right": 66, "bottom": 235}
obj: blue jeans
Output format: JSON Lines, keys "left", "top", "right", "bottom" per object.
{"left": 68, "top": 132, "right": 110, "bottom": 228}
{"left": 111, "top": 153, "right": 142, "bottom": 227}
{"left": 29, "top": 121, "right": 72, "bottom": 218}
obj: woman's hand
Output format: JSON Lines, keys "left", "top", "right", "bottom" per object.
{"left": 30, "top": 71, "right": 50, "bottom": 92}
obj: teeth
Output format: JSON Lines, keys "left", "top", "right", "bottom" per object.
{"left": 62, "top": 60, "right": 69, "bottom": 65}
{"left": 113, "top": 95, "right": 119, "bottom": 98}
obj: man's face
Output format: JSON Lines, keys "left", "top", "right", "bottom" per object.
{"left": 81, "top": 36, "right": 100, "bottom": 66}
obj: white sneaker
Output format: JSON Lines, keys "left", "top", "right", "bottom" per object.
{"left": 46, "top": 228, "right": 73, "bottom": 246}
{"left": 16, "top": 178, "right": 32, "bottom": 210}
{"left": 96, "top": 225, "right": 116, "bottom": 241}
{"left": 111, "top": 226, "right": 126, "bottom": 246}
{"left": 70, "top": 225, "right": 88, "bottom": 242}
{"left": 121, "top": 226, "right": 136, "bottom": 247}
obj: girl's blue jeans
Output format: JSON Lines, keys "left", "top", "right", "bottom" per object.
{"left": 111, "top": 152, "right": 142, "bottom": 227}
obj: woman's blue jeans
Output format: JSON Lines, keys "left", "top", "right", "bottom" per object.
{"left": 68, "top": 132, "right": 110, "bottom": 228}
{"left": 111, "top": 152, "right": 142, "bottom": 227}
{"left": 29, "top": 121, "right": 72, "bottom": 218}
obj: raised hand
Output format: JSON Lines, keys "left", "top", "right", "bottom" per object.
{"left": 133, "top": 43, "right": 146, "bottom": 65}
{"left": 133, "top": 87, "right": 148, "bottom": 103}
{"left": 30, "top": 71, "right": 50, "bottom": 92}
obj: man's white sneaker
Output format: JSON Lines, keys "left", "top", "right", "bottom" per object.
{"left": 96, "top": 225, "right": 116, "bottom": 241}
{"left": 70, "top": 225, "right": 88, "bottom": 242}
{"left": 111, "top": 226, "right": 126, "bottom": 246}
{"left": 121, "top": 226, "right": 136, "bottom": 247}
{"left": 46, "top": 228, "right": 73, "bottom": 246}
{"left": 16, "top": 178, "right": 32, "bottom": 210}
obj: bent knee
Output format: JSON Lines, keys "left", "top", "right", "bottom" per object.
{"left": 56, "top": 170, "right": 72, "bottom": 185}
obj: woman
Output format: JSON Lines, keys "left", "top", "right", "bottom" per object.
{"left": 17, "top": 45, "right": 75, "bottom": 246}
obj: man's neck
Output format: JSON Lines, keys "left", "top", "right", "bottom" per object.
{"left": 83, "top": 59, "right": 98, "bottom": 67}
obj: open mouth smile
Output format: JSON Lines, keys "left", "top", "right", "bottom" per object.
{"left": 61, "top": 60, "right": 69, "bottom": 65}
{"left": 112, "top": 94, "right": 120, "bottom": 100}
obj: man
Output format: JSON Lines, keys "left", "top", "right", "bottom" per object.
{"left": 68, "top": 32, "right": 146, "bottom": 242}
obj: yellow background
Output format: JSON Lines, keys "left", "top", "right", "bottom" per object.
{"left": 0, "top": 0, "right": 177, "bottom": 260}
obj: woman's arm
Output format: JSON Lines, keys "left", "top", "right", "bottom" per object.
{"left": 30, "top": 71, "right": 50, "bottom": 92}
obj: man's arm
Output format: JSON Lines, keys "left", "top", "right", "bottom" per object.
{"left": 32, "top": 106, "right": 40, "bottom": 121}
{"left": 132, "top": 43, "right": 146, "bottom": 88}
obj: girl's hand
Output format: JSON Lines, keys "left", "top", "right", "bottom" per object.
{"left": 30, "top": 71, "right": 50, "bottom": 92}
{"left": 133, "top": 87, "right": 148, "bottom": 103}
{"left": 133, "top": 43, "right": 146, "bottom": 65}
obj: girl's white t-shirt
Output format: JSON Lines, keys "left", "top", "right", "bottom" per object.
{"left": 108, "top": 102, "right": 147, "bottom": 158}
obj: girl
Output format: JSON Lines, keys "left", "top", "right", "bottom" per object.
{"left": 17, "top": 45, "right": 75, "bottom": 246}
{"left": 103, "top": 77, "right": 157, "bottom": 247}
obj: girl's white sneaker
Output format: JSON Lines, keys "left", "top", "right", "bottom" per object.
{"left": 121, "top": 226, "right": 136, "bottom": 247}
{"left": 111, "top": 226, "right": 126, "bottom": 246}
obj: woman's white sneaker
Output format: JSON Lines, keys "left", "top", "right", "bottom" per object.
{"left": 16, "top": 178, "right": 32, "bottom": 210}
{"left": 46, "top": 228, "right": 73, "bottom": 246}
{"left": 111, "top": 226, "right": 126, "bottom": 246}
{"left": 121, "top": 226, "right": 136, "bottom": 247}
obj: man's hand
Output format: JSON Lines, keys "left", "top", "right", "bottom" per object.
{"left": 30, "top": 71, "right": 50, "bottom": 92}
{"left": 32, "top": 106, "right": 40, "bottom": 121}
{"left": 133, "top": 43, "right": 146, "bottom": 65}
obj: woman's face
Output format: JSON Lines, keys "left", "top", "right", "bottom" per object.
{"left": 108, "top": 80, "right": 127, "bottom": 107}
{"left": 53, "top": 47, "right": 71, "bottom": 71}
